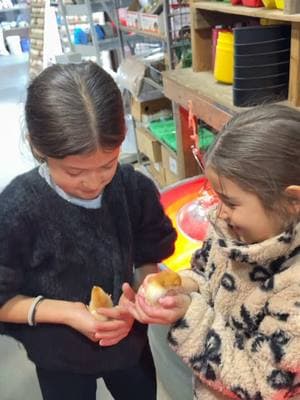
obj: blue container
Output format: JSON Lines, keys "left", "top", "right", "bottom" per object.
{"left": 20, "top": 37, "right": 30, "bottom": 52}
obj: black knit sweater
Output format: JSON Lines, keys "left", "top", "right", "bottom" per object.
{"left": 0, "top": 164, "right": 176, "bottom": 374}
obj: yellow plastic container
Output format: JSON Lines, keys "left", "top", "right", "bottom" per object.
{"left": 275, "top": 0, "right": 284, "bottom": 9}
{"left": 214, "top": 31, "right": 234, "bottom": 84}
{"left": 262, "top": 0, "right": 276, "bottom": 8}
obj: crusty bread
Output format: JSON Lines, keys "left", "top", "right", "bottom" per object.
{"left": 88, "top": 286, "right": 113, "bottom": 321}
{"left": 144, "top": 270, "right": 182, "bottom": 305}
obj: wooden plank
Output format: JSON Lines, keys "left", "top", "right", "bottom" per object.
{"left": 285, "top": 0, "right": 300, "bottom": 15}
{"left": 163, "top": 68, "right": 235, "bottom": 131}
{"left": 192, "top": 1, "right": 300, "bottom": 22}
{"left": 191, "top": 6, "right": 212, "bottom": 71}
{"left": 288, "top": 22, "right": 300, "bottom": 106}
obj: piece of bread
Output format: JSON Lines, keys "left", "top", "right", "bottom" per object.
{"left": 144, "top": 270, "right": 182, "bottom": 305}
{"left": 88, "top": 286, "right": 113, "bottom": 321}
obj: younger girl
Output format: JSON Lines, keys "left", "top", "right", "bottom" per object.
{"left": 124, "top": 104, "right": 300, "bottom": 400}
{"left": 0, "top": 61, "right": 176, "bottom": 400}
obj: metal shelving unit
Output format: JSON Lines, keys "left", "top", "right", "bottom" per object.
{"left": 57, "top": 0, "right": 131, "bottom": 65}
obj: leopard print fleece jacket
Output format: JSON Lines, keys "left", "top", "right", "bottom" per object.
{"left": 168, "top": 220, "right": 300, "bottom": 400}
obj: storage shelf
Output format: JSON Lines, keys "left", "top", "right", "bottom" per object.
{"left": 74, "top": 37, "right": 121, "bottom": 54}
{"left": 163, "top": 68, "right": 236, "bottom": 131}
{"left": 120, "top": 26, "right": 165, "bottom": 41}
{"left": 0, "top": 5, "right": 29, "bottom": 14}
{"left": 65, "top": 3, "right": 104, "bottom": 16}
{"left": 192, "top": 1, "right": 300, "bottom": 22}
{"left": 144, "top": 125, "right": 177, "bottom": 157}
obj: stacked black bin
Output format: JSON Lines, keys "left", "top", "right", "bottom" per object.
{"left": 233, "top": 24, "right": 291, "bottom": 107}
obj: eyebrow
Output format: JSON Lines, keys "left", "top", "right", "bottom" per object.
{"left": 216, "top": 191, "right": 239, "bottom": 203}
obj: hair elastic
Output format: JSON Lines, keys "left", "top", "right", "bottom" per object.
{"left": 27, "top": 295, "right": 44, "bottom": 326}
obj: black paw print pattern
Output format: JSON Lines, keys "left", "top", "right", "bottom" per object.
{"left": 191, "top": 239, "right": 212, "bottom": 273}
{"left": 231, "top": 386, "right": 263, "bottom": 400}
{"left": 190, "top": 329, "right": 221, "bottom": 381}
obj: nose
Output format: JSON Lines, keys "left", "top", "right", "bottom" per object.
{"left": 218, "top": 203, "right": 230, "bottom": 221}
{"left": 82, "top": 172, "right": 102, "bottom": 191}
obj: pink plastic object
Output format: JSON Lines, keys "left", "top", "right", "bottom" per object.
{"left": 231, "top": 0, "right": 242, "bottom": 4}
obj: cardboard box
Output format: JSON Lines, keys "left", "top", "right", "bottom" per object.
{"left": 126, "top": 11, "right": 140, "bottom": 29}
{"left": 136, "top": 127, "right": 162, "bottom": 163}
{"left": 161, "top": 145, "right": 179, "bottom": 185}
{"left": 131, "top": 97, "right": 171, "bottom": 122}
{"left": 140, "top": 12, "right": 165, "bottom": 35}
{"left": 146, "top": 160, "right": 166, "bottom": 188}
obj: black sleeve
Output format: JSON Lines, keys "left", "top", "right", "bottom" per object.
{"left": 0, "top": 180, "right": 29, "bottom": 306}
{"left": 122, "top": 165, "right": 177, "bottom": 268}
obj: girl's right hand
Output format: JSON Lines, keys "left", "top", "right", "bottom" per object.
{"left": 65, "top": 301, "right": 105, "bottom": 342}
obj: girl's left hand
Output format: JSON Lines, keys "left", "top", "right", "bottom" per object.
{"left": 93, "top": 305, "right": 134, "bottom": 346}
{"left": 122, "top": 282, "right": 191, "bottom": 325}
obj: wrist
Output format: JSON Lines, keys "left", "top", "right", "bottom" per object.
{"left": 35, "top": 299, "right": 80, "bottom": 325}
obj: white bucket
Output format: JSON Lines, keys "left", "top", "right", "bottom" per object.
{"left": 6, "top": 35, "right": 22, "bottom": 55}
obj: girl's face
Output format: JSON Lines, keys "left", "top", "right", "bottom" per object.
{"left": 47, "top": 147, "right": 120, "bottom": 200}
{"left": 206, "top": 167, "right": 284, "bottom": 244}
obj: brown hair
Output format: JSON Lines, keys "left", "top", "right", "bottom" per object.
{"left": 205, "top": 105, "right": 300, "bottom": 220}
{"left": 25, "top": 61, "right": 125, "bottom": 161}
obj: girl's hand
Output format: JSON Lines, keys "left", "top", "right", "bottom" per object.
{"left": 65, "top": 301, "right": 107, "bottom": 342}
{"left": 93, "top": 305, "right": 135, "bottom": 346}
{"left": 65, "top": 301, "right": 134, "bottom": 346}
{"left": 137, "top": 292, "right": 191, "bottom": 325}
{"left": 122, "top": 281, "right": 191, "bottom": 325}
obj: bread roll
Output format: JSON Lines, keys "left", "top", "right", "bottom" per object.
{"left": 144, "top": 270, "right": 182, "bottom": 305}
{"left": 88, "top": 286, "right": 113, "bottom": 321}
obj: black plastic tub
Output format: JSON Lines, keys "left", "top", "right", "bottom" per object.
{"left": 234, "top": 73, "right": 289, "bottom": 89}
{"left": 235, "top": 61, "right": 290, "bottom": 78}
{"left": 235, "top": 37, "right": 290, "bottom": 56}
{"left": 233, "top": 83, "right": 288, "bottom": 107}
{"left": 234, "top": 24, "right": 291, "bottom": 45}
{"left": 235, "top": 49, "right": 290, "bottom": 67}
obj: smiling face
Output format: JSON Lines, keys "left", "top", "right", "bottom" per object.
{"left": 47, "top": 147, "right": 120, "bottom": 200}
{"left": 206, "top": 167, "right": 284, "bottom": 244}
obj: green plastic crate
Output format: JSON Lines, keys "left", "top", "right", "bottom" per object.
{"left": 148, "top": 119, "right": 215, "bottom": 153}
{"left": 148, "top": 119, "right": 177, "bottom": 152}
{"left": 198, "top": 126, "right": 215, "bottom": 151}
{"left": 148, "top": 119, "right": 176, "bottom": 140}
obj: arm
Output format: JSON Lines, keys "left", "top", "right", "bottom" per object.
{"left": 168, "top": 280, "right": 300, "bottom": 400}
{"left": 0, "top": 294, "right": 113, "bottom": 343}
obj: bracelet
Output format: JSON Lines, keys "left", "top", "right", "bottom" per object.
{"left": 27, "top": 295, "right": 44, "bottom": 327}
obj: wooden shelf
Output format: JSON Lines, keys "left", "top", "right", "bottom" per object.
{"left": 187, "top": 1, "right": 300, "bottom": 111}
{"left": 163, "top": 68, "right": 235, "bottom": 131}
{"left": 191, "top": 1, "right": 300, "bottom": 22}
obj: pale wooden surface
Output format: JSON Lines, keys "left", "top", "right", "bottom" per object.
{"left": 192, "top": 1, "right": 300, "bottom": 22}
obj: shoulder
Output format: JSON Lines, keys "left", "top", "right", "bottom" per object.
{"left": 0, "top": 168, "right": 40, "bottom": 218}
{"left": 118, "top": 164, "right": 159, "bottom": 197}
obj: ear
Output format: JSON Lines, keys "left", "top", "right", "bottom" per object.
{"left": 285, "top": 185, "right": 300, "bottom": 214}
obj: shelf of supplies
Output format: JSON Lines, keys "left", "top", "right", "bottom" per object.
{"left": 120, "top": 26, "right": 166, "bottom": 41}
{"left": 74, "top": 37, "right": 121, "bottom": 54}
{"left": 64, "top": 3, "right": 105, "bottom": 16}
{"left": 163, "top": 68, "right": 240, "bottom": 131}
{"left": 3, "top": 26, "right": 29, "bottom": 37}
{"left": 162, "top": 68, "right": 292, "bottom": 131}
{"left": 191, "top": 1, "right": 300, "bottom": 22}
{"left": 0, "top": 5, "right": 29, "bottom": 13}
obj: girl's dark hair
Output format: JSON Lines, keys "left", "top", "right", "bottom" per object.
{"left": 205, "top": 104, "right": 300, "bottom": 216}
{"left": 26, "top": 61, "right": 125, "bottom": 160}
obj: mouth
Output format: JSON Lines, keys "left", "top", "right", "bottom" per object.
{"left": 81, "top": 190, "right": 102, "bottom": 199}
{"left": 227, "top": 223, "right": 241, "bottom": 239}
